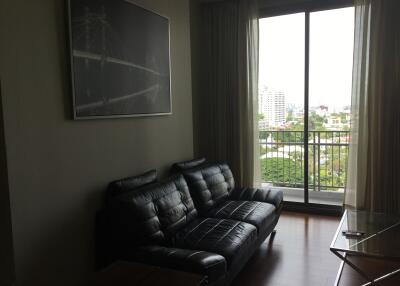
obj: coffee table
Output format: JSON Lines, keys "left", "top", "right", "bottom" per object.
{"left": 330, "top": 210, "right": 400, "bottom": 286}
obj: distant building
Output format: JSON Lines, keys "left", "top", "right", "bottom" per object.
{"left": 314, "top": 105, "right": 329, "bottom": 117}
{"left": 259, "top": 86, "right": 285, "bottom": 127}
{"left": 258, "top": 119, "right": 269, "bottom": 131}
{"left": 326, "top": 116, "right": 347, "bottom": 130}
{"left": 327, "top": 117, "right": 341, "bottom": 126}
{"left": 343, "top": 105, "right": 351, "bottom": 114}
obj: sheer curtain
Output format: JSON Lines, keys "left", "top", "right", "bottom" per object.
{"left": 344, "top": 0, "right": 371, "bottom": 209}
{"left": 201, "top": 0, "right": 260, "bottom": 187}
{"left": 238, "top": 0, "right": 261, "bottom": 187}
{"left": 345, "top": 0, "right": 400, "bottom": 213}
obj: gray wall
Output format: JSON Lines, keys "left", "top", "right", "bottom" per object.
{"left": 189, "top": 0, "right": 203, "bottom": 157}
{"left": 0, "top": 0, "right": 193, "bottom": 285}
{"left": 0, "top": 84, "right": 16, "bottom": 286}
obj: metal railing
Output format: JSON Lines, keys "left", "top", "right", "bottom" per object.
{"left": 259, "top": 130, "right": 350, "bottom": 191}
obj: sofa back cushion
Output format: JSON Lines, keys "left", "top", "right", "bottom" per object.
{"left": 110, "top": 175, "right": 197, "bottom": 246}
{"left": 171, "top": 157, "right": 206, "bottom": 173}
{"left": 106, "top": 169, "right": 157, "bottom": 202}
{"left": 183, "top": 163, "right": 235, "bottom": 214}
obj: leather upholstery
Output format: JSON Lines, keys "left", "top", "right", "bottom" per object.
{"left": 183, "top": 164, "right": 235, "bottom": 214}
{"left": 207, "top": 200, "right": 276, "bottom": 233}
{"left": 171, "top": 157, "right": 207, "bottom": 172}
{"left": 229, "top": 187, "right": 284, "bottom": 209}
{"left": 109, "top": 175, "right": 197, "bottom": 245}
{"left": 106, "top": 169, "right": 157, "bottom": 202}
{"left": 174, "top": 218, "right": 257, "bottom": 265}
{"left": 130, "top": 245, "right": 227, "bottom": 282}
{"left": 98, "top": 162, "right": 284, "bottom": 285}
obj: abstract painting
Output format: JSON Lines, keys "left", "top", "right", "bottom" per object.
{"left": 68, "top": 0, "right": 171, "bottom": 119}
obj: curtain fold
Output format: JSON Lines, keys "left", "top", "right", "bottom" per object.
{"left": 201, "top": 0, "right": 260, "bottom": 187}
{"left": 345, "top": 0, "right": 371, "bottom": 209}
{"left": 345, "top": 0, "right": 400, "bottom": 213}
{"left": 238, "top": 0, "right": 261, "bottom": 187}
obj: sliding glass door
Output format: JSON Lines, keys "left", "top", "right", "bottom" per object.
{"left": 259, "top": 13, "right": 305, "bottom": 203}
{"left": 259, "top": 6, "right": 354, "bottom": 207}
{"left": 308, "top": 8, "right": 354, "bottom": 205}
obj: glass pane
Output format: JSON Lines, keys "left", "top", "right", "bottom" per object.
{"left": 308, "top": 7, "right": 354, "bottom": 205}
{"left": 259, "top": 13, "right": 305, "bottom": 203}
{"left": 332, "top": 210, "right": 400, "bottom": 258}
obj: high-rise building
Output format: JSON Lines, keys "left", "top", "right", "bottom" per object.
{"left": 259, "top": 86, "right": 286, "bottom": 127}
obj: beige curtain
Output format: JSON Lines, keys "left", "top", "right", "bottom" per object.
{"left": 200, "top": 0, "right": 260, "bottom": 187}
{"left": 345, "top": 0, "right": 371, "bottom": 209}
{"left": 345, "top": 0, "right": 400, "bottom": 213}
{"left": 238, "top": 0, "right": 261, "bottom": 187}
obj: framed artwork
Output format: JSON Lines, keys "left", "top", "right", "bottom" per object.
{"left": 68, "top": 0, "right": 171, "bottom": 119}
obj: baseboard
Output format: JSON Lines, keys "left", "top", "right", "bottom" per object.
{"left": 283, "top": 201, "right": 343, "bottom": 216}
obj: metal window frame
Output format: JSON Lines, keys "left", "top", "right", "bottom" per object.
{"left": 259, "top": 0, "right": 353, "bottom": 18}
{"left": 259, "top": 0, "right": 353, "bottom": 215}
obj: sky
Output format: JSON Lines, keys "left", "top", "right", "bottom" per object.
{"left": 259, "top": 7, "right": 355, "bottom": 112}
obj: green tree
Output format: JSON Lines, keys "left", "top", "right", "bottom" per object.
{"left": 286, "top": 110, "right": 294, "bottom": 122}
{"left": 261, "top": 157, "right": 303, "bottom": 187}
{"left": 309, "top": 111, "right": 326, "bottom": 130}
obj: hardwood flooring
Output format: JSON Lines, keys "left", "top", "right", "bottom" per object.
{"left": 232, "top": 212, "right": 400, "bottom": 286}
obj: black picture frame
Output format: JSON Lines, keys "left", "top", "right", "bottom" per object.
{"left": 68, "top": 0, "right": 172, "bottom": 119}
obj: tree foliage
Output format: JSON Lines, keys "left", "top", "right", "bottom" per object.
{"left": 261, "top": 145, "right": 348, "bottom": 191}
{"left": 261, "top": 158, "right": 303, "bottom": 187}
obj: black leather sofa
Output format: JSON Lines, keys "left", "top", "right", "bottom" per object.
{"left": 96, "top": 160, "right": 283, "bottom": 285}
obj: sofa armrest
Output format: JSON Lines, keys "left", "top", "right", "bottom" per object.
{"left": 128, "top": 246, "right": 227, "bottom": 283}
{"left": 229, "top": 187, "right": 283, "bottom": 209}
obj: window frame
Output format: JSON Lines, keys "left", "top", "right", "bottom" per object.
{"left": 259, "top": 0, "right": 353, "bottom": 18}
{"left": 259, "top": 0, "right": 354, "bottom": 215}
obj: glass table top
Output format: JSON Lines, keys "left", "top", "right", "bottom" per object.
{"left": 331, "top": 210, "right": 400, "bottom": 258}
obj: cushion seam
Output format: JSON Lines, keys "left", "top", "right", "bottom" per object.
{"left": 213, "top": 221, "right": 241, "bottom": 246}
{"left": 229, "top": 201, "right": 247, "bottom": 216}
{"left": 193, "top": 219, "right": 225, "bottom": 247}
{"left": 243, "top": 202, "right": 262, "bottom": 221}
{"left": 182, "top": 218, "right": 210, "bottom": 240}
{"left": 214, "top": 201, "right": 235, "bottom": 215}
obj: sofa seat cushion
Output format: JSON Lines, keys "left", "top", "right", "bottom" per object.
{"left": 207, "top": 200, "right": 276, "bottom": 233}
{"left": 229, "top": 187, "right": 283, "bottom": 209}
{"left": 174, "top": 218, "right": 257, "bottom": 266}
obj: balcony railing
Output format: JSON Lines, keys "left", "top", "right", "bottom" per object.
{"left": 259, "top": 130, "right": 350, "bottom": 192}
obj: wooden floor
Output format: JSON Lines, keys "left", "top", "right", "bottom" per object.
{"left": 232, "top": 212, "right": 400, "bottom": 286}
